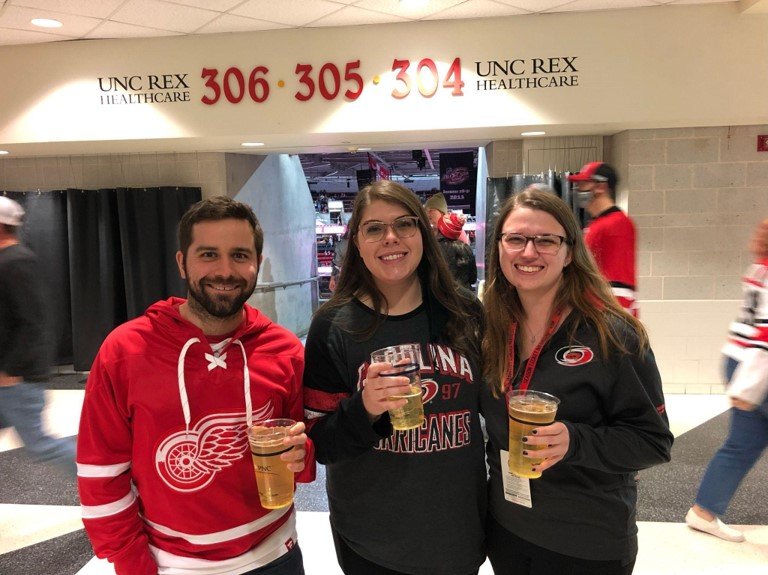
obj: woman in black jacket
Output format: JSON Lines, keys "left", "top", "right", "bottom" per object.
{"left": 481, "top": 186, "right": 672, "bottom": 575}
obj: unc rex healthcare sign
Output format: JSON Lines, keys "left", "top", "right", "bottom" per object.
{"left": 0, "top": 3, "right": 765, "bottom": 152}
{"left": 94, "top": 54, "right": 580, "bottom": 109}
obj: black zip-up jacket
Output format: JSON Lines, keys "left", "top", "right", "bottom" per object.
{"left": 482, "top": 312, "right": 673, "bottom": 562}
{"left": 0, "top": 244, "right": 53, "bottom": 381}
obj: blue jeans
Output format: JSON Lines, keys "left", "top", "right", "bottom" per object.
{"left": 694, "top": 358, "right": 768, "bottom": 517}
{"left": 0, "top": 382, "right": 76, "bottom": 476}
{"left": 241, "top": 545, "right": 304, "bottom": 575}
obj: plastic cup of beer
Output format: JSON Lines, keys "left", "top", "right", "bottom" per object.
{"left": 247, "top": 418, "right": 296, "bottom": 509}
{"left": 507, "top": 390, "right": 560, "bottom": 479}
{"left": 370, "top": 343, "right": 424, "bottom": 431}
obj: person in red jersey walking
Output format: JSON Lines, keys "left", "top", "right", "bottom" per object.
{"left": 569, "top": 162, "right": 638, "bottom": 317}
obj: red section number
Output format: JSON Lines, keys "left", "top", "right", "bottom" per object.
{"left": 295, "top": 60, "right": 363, "bottom": 102}
{"left": 392, "top": 57, "right": 464, "bottom": 99}
{"left": 201, "top": 66, "right": 270, "bottom": 105}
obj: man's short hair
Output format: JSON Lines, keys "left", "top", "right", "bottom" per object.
{"left": 178, "top": 196, "right": 263, "bottom": 258}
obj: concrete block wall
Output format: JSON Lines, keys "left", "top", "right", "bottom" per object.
{"left": 613, "top": 125, "right": 768, "bottom": 391}
{"left": 621, "top": 126, "right": 768, "bottom": 302}
{"left": 641, "top": 299, "right": 738, "bottom": 394}
{"left": 0, "top": 152, "right": 227, "bottom": 198}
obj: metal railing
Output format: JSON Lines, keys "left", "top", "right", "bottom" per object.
{"left": 252, "top": 277, "right": 317, "bottom": 293}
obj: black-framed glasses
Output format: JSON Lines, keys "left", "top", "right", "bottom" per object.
{"left": 499, "top": 232, "right": 567, "bottom": 255}
{"left": 359, "top": 216, "right": 420, "bottom": 243}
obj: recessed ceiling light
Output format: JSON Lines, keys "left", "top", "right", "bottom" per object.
{"left": 241, "top": 142, "right": 264, "bottom": 147}
{"left": 31, "top": 18, "right": 63, "bottom": 28}
{"left": 0, "top": 151, "right": 9, "bottom": 155}
{"left": 357, "top": 147, "right": 372, "bottom": 151}
{"left": 521, "top": 131, "right": 546, "bottom": 137}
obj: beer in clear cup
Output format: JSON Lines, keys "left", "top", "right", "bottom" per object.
{"left": 507, "top": 390, "right": 560, "bottom": 479}
{"left": 370, "top": 343, "right": 424, "bottom": 431}
{"left": 248, "top": 418, "right": 296, "bottom": 509}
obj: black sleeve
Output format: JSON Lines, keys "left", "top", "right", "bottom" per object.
{"left": 563, "top": 331, "right": 673, "bottom": 473}
{"left": 0, "top": 254, "right": 52, "bottom": 379}
{"left": 462, "top": 243, "right": 478, "bottom": 286}
{"left": 303, "top": 310, "right": 391, "bottom": 464}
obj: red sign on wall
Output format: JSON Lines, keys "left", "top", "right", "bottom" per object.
{"left": 758, "top": 135, "right": 768, "bottom": 152}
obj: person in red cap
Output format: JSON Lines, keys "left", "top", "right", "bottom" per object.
{"left": 568, "top": 162, "right": 638, "bottom": 317}
{"left": 424, "top": 191, "right": 470, "bottom": 244}
{"left": 437, "top": 212, "right": 477, "bottom": 291}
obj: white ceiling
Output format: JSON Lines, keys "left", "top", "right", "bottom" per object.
{"left": 0, "top": 0, "right": 757, "bottom": 47}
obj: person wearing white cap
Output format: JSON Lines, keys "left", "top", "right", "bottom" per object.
{"left": 0, "top": 195, "right": 76, "bottom": 476}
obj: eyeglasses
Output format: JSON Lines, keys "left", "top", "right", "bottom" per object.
{"left": 499, "top": 233, "right": 567, "bottom": 255}
{"left": 359, "top": 216, "right": 420, "bottom": 243}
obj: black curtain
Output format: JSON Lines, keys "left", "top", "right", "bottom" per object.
{"left": 116, "top": 187, "right": 200, "bottom": 319}
{"left": 67, "top": 187, "right": 201, "bottom": 370}
{"left": 67, "top": 189, "right": 126, "bottom": 372}
{"left": 4, "top": 187, "right": 201, "bottom": 371}
{"left": 5, "top": 191, "right": 72, "bottom": 364}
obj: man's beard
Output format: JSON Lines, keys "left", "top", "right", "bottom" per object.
{"left": 185, "top": 273, "right": 256, "bottom": 320}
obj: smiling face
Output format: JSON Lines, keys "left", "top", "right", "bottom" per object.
{"left": 176, "top": 218, "right": 260, "bottom": 323}
{"left": 354, "top": 199, "right": 423, "bottom": 292}
{"left": 498, "top": 206, "right": 571, "bottom": 303}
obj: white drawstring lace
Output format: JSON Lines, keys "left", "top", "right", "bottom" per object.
{"left": 177, "top": 338, "right": 199, "bottom": 437}
{"left": 234, "top": 340, "right": 252, "bottom": 428}
{"left": 176, "top": 337, "right": 251, "bottom": 436}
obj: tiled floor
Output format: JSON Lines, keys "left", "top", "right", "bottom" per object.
{"left": 1, "top": 391, "right": 766, "bottom": 575}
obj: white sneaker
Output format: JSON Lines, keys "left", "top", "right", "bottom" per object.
{"left": 685, "top": 508, "right": 745, "bottom": 542}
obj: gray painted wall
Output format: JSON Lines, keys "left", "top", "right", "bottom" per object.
{"left": 230, "top": 154, "right": 315, "bottom": 337}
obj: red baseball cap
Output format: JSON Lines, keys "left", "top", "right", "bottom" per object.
{"left": 437, "top": 212, "right": 465, "bottom": 240}
{"left": 567, "top": 162, "right": 617, "bottom": 189}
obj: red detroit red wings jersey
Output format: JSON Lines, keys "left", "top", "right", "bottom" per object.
{"left": 77, "top": 298, "right": 313, "bottom": 575}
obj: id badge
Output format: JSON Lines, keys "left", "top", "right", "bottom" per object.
{"left": 500, "top": 449, "right": 532, "bottom": 508}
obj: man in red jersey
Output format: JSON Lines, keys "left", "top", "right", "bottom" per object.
{"left": 569, "top": 162, "right": 638, "bottom": 317}
{"left": 77, "top": 197, "right": 314, "bottom": 575}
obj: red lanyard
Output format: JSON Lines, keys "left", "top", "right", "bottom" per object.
{"left": 503, "top": 308, "right": 563, "bottom": 393}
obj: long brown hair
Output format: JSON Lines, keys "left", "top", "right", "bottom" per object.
{"left": 482, "top": 187, "right": 648, "bottom": 395}
{"left": 322, "top": 180, "right": 480, "bottom": 360}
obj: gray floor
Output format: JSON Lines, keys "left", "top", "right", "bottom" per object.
{"left": 2, "top": 375, "right": 767, "bottom": 575}
{"left": 637, "top": 410, "right": 768, "bottom": 524}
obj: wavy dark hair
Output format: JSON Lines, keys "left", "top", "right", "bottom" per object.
{"left": 322, "top": 180, "right": 480, "bottom": 360}
{"left": 482, "top": 186, "right": 648, "bottom": 395}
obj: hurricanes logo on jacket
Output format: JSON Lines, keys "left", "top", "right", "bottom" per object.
{"left": 555, "top": 346, "right": 594, "bottom": 366}
{"left": 155, "top": 403, "right": 273, "bottom": 492}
